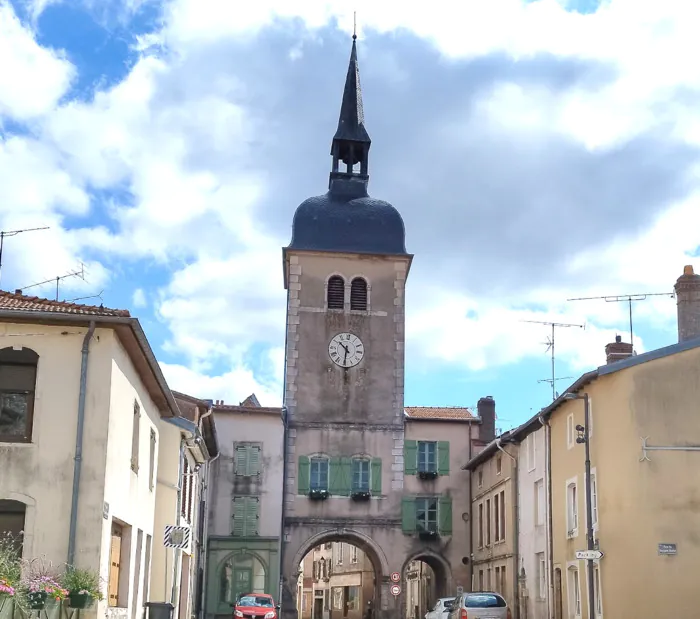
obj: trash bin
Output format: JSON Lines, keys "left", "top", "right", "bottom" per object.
{"left": 146, "top": 602, "right": 175, "bottom": 619}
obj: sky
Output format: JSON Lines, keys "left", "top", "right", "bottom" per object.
{"left": 1, "top": 0, "right": 700, "bottom": 430}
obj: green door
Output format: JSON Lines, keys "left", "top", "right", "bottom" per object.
{"left": 233, "top": 569, "right": 252, "bottom": 601}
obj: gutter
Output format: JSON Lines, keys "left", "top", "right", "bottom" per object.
{"left": 164, "top": 416, "right": 209, "bottom": 464}
{"left": 538, "top": 413, "right": 554, "bottom": 619}
{"left": 495, "top": 438, "right": 518, "bottom": 619}
{"left": 0, "top": 310, "right": 180, "bottom": 418}
{"left": 67, "top": 320, "right": 96, "bottom": 566}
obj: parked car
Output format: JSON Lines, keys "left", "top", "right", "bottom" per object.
{"left": 448, "top": 592, "right": 511, "bottom": 619}
{"left": 233, "top": 594, "right": 279, "bottom": 619}
{"left": 426, "top": 597, "right": 456, "bottom": 619}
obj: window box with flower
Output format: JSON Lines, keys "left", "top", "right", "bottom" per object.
{"left": 60, "top": 567, "right": 104, "bottom": 609}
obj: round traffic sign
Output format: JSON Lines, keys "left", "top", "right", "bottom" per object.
{"left": 390, "top": 572, "right": 400, "bottom": 583}
{"left": 390, "top": 585, "right": 401, "bottom": 597}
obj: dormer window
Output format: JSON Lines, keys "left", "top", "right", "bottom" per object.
{"left": 327, "top": 276, "right": 345, "bottom": 309}
{"left": 350, "top": 278, "right": 368, "bottom": 311}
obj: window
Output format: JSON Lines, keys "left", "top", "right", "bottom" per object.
{"left": 499, "top": 566, "right": 506, "bottom": 597}
{"left": 149, "top": 429, "right": 157, "bottom": 491}
{"left": 235, "top": 444, "right": 261, "bottom": 476}
{"left": 232, "top": 496, "right": 259, "bottom": 536}
{"left": 327, "top": 276, "right": 345, "bottom": 309}
{"left": 478, "top": 469, "right": 483, "bottom": 487}
{"left": 182, "top": 459, "right": 190, "bottom": 519}
{"left": 478, "top": 570, "right": 484, "bottom": 590}
{"left": 352, "top": 458, "right": 370, "bottom": 492}
{"left": 566, "top": 480, "right": 578, "bottom": 536}
{"left": 494, "top": 566, "right": 501, "bottom": 594}
{"left": 593, "top": 564, "right": 602, "bottom": 616}
{"left": 535, "top": 479, "right": 545, "bottom": 526}
{"left": 336, "top": 544, "right": 343, "bottom": 565}
{"left": 417, "top": 441, "right": 437, "bottom": 473}
{"left": 350, "top": 277, "right": 368, "bottom": 311}
{"left": 536, "top": 553, "right": 546, "bottom": 599}
{"left": 527, "top": 434, "right": 536, "bottom": 470}
{"left": 351, "top": 545, "right": 358, "bottom": 564}
{"left": 590, "top": 470, "right": 598, "bottom": 528}
{"left": 0, "top": 500, "right": 26, "bottom": 555}
{"left": 567, "top": 414, "right": 575, "bottom": 449}
{"left": 346, "top": 586, "right": 360, "bottom": 611}
{"left": 485, "top": 499, "right": 491, "bottom": 545}
{"left": 416, "top": 497, "right": 438, "bottom": 532}
{"left": 310, "top": 457, "right": 329, "bottom": 491}
{"left": 0, "top": 347, "right": 38, "bottom": 443}
{"left": 131, "top": 400, "right": 141, "bottom": 473}
{"left": 496, "top": 455, "right": 502, "bottom": 475}
{"left": 567, "top": 566, "right": 581, "bottom": 617}
{"left": 478, "top": 503, "right": 484, "bottom": 547}
{"left": 494, "top": 491, "right": 505, "bottom": 542}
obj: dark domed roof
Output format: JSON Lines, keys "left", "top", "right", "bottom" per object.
{"left": 287, "top": 177, "right": 407, "bottom": 255}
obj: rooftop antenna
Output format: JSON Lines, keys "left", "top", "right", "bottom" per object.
{"left": 0, "top": 226, "right": 50, "bottom": 287}
{"left": 21, "top": 263, "right": 87, "bottom": 301}
{"left": 522, "top": 319, "right": 586, "bottom": 402}
{"left": 567, "top": 291, "right": 675, "bottom": 352}
{"left": 68, "top": 290, "right": 104, "bottom": 304}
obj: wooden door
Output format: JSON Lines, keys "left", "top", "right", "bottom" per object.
{"left": 109, "top": 524, "right": 123, "bottom": 607}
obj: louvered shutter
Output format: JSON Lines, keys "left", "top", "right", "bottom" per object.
{"left": 249, "top": 446, "right": 261, "bottom": 476}
{"left": 246, "top": 498, "right": 259, "bottom": 536}
{"left": 370, "top": 458, "right": 382, "bottom": 495}
{"left": 339, "top": 457, "right": 352, "bottom": 496}
{"left": 232, "top": 497, "right": 245, "bottom": 536}
{"left": 437, "top": 441, "right": 450, "bottom": 475}
{"left": 439, "top": 496, "right": 453, "bottom": 535}
{"left": 328, "top": 457, "right": 342, "bottom": 494}
{"left": 404, "top": 440, "right": 417, "bottom": 475}
{"left": 401, "top": 497, "right": 416, "bottom": 534}
{"left": 298, "top": 456, "right": 310, "bottom": 494}
{"left": 235, "top": 445, "right": 248, "bottom": 475}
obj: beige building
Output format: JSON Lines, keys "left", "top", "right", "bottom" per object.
{"left": 0, "top": 291, "right": 217, "bottom": 619}
{"left": 464, "top": 436, "right": 518, "bottom": 612}
{"left": 544, "top": 265, "right": 700, "bottom": 619}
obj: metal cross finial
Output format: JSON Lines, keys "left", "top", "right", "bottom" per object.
{"left": 353, "top": 11, "right": 357, "bottom": 40}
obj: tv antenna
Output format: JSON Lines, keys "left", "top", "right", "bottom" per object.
{"left": 567, "top": 291, "right": 675, "bottom": 351}
{"left": 0, "top": 226, "right": 50, "bottom": 286}
{"left": 522, "top": 320, "right": 586, "bottom": 402}
{"left": 21, "top": 264, "right": 87, "bottom": 301}
{"left": 68, "top": 290, "right": 104, "bottom": 304}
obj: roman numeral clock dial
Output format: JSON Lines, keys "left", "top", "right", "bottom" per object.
{"left": 328, "top": 332, "right": 365, "bottom": 368}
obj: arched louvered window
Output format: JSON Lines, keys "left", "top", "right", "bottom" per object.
{"left": 327, "top": 276, "right": 345, "bottom": 309}
{"left": 350, "top": 278, "right": 368, "bottom": 311}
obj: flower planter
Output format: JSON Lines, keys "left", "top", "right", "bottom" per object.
{"left": 350, "top": 491, "right": 371, "bottom": 501}
{"left": 27, "top": 591, "right": 48, "bottom": 610}
{"left": 68, "top": 593, "right": 93, "bottom": 609}
{"left": 418, "top": 471, "right": 438, "bottom": 480}
{"left": 418, "top": 529, "right": 439, "bottom": 541}
{"left": 308, "top": 490, "right": 330, "bottom": 501}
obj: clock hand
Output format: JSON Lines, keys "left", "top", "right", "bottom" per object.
{"left": 343, "top": 347, "right": 349, "bottom": 365}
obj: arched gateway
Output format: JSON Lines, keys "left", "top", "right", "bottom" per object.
{"left": 278, "top": 34, "right": 462, "bottom": 619}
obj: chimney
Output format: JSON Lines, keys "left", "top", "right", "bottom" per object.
{"left": 675, "top": 265, "right": 700, "bottom": 343}
{"left": 14, "top": 289, "right": 22, "bottom": 295}
{"left": 605, "top": 335, "right": 633, "bottom": 364}
{"left": 477, "top": 396, "right": 496, "bottom": 443}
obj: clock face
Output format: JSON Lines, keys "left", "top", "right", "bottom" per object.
{"left": 328, "top": 332, "right": 365, "bottom": 368}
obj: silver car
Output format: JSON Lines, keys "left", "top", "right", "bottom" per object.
{"left": 448, "top": 592, "right": 510, "bottom": 619}
{"left": 425, "top": 597, "right": 456, "bottom": 619}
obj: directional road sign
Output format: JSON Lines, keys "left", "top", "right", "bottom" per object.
{"left": 390, "top": 585, "right": 401, "bottom": 597}
{"left": 575, "top": 550, "right": 604, "bottom": 560}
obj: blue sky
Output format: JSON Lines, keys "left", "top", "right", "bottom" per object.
{"left": 1, "top": 0, "right": 698, "bottom": 430}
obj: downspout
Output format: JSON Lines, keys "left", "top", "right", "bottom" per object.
{"left": 67, "top": 320, "right": 96, "bottom": 566}
{"left": 171, "top": 438, "right": 185, "bottom": 606}
{"left": 467, "top": 424, "right": 473, "bottom": 592}
{"left": 199, "top": 405, "right": 218, "bottom": 619}
{"left": 278, "top": 280, "right": 291, "bottom": 609}
{"left": 538, "top": 414, "right": 553, "bottom": 619}
{"left": 495, "top": 439, "right": 518, "bottom": 619}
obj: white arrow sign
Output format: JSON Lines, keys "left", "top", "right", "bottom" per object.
{"left": 575, "top": 550, "right": 604, "bottom": 560}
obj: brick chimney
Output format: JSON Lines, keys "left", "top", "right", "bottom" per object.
{"left": 605, "top": 335, "right": 633, "bottom": 364}
{"left": 675, "top": 265, "right": 700, "bottom": 343}
{"left": 477, "top": 396, "right": 496, "bottom": 443}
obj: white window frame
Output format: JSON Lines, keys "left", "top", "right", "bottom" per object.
{"left": 565, "top": 476, "right": 578, "bottom": 538}
{"left": 535, "top": 478, "right": 545, "bottom": 527}
{"left": 567, "top": 563, "right": 582, "bottom": 619}
{"left": 567, "top": 414, "right": 575, "bottom": 449}
{"left": 527, "top": 434, "right": 536, "bottom": 472}
{"left": 536, "top": 552, "right": 546, "bottom": 600}
{"left": 590, "top": 467, "right": 599, "bottom": 532}
{"left": 496, "top": 454, "right": 502, "bottom": 476}
{"left": 590, "top": 560, "right": 603, "bottom": 617}
{"left": 336, "top": 543, "right": 343, "bottom": 565}
{"left": 351, "top": 545, "right": 358, "bottom": 564}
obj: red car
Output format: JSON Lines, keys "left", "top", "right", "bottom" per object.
{"left": 234, "top": 594, "right": 279, "bottom": 619}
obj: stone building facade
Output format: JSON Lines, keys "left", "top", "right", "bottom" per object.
{"left": 279, "top": 35, "right": 496, "bottom": 619}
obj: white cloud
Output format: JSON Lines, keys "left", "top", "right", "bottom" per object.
{"left": 132, "top": 288, "right": 147, "bottom": 307}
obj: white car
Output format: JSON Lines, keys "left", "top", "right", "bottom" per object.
{"left": 447, "top": 592, "right": 511, "bottom": 619}
{"left": 425, "top": 597, "right": 456, "bottom": 619}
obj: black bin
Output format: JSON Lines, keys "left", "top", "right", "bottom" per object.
{"left": 146, "top": 602, "right": 175, "bottom": 619}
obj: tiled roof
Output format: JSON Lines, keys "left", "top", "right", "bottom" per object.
{"left": 404, "top": 406, "right": 474, "bottom": 420}
{"left": 0, "top": 290, "right": 130, "bottom": 317}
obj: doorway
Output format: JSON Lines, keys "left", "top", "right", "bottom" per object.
{"left": 554, "top": 568, "right": 562, "bottom": 619}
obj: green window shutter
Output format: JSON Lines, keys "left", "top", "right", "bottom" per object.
{"left": 437, "top": 441, "right": 450, "bottom": 475}
{"left": 404, "top": 440, "right": 418, "bottom": 475}
{"left": 329, "top": 457, "right": 342, "bottom": 495}
{"left": 298, "top": 456, "right": 310, "bottom": 494}
{"left": 232, "top": 497, "right": 245, "bottom": 536}
{"left": 370, "top": 458, "right": 382, "bottom": 495}
{"left": 401, "top": 497, "right": 416, "bottom": 534}
{"left": 246, "top": 498, "right": 259, "bottom": 536}
{"left": 249, "top": 446, "right": 261, "bottom": 476}
{"left": 439, "top": 495, "right": 453, "bottom": 535}
{"left": 339, "top": 457, "right": 352, "bottom": 496}
{"left": 235, "top": 445, "right": 247, "bottom": 475}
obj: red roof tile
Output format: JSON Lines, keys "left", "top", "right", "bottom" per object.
{"left": 0, "top": 290, "right": 130, "bottom": 318}
{"left": 404, "top": 406, "right": 474, "bottom": 420}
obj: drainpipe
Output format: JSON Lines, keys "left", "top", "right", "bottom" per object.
{"left": 495, "top": 439, "right": 518, "bottom": 619}
{"left": 172, "top": 438, "right": 185, "bottom": 607}
{"left": 199, "top": 404, "right": 218, "bottom": 619}
{"left": 67, "top": 321, "right": 96, "bottom": 566}
{"left": 278, "top": 280, "right": 291, "bottom": 610}
{"left": 538, "top": 414, "right": 553, "bottom": 619}
{"left": 467, "top": 424, "right": 473, "bottom": 592}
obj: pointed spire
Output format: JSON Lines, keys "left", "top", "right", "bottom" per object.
{"left": 331, "top": 33, "right": 371, "bottom": 172}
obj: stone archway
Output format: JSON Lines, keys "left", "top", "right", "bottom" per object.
{"left": 283, "top": 527, "right": 391, "bottom": 619}
{"left": 401, "top": 551, "right": 453, "bottom": 619}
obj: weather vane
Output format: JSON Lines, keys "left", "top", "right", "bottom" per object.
{"left": 353, "top": 11, "right": 357, "bottom": 40}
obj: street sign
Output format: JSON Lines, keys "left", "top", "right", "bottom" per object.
{"left": 390, "top": 585, "right": 401, "bottom": 597}
{"left": 456, "top": 586, "right": 463, "bottom": 595}
{"left": 575, "top": 550, "right": 603, "bottom": 560}
{"left": 390, "top": 572, "right": 400, "bottom": 583}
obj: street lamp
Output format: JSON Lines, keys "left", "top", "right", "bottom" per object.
{"left": 563, "top": 392, "right": 595, "bottom": 619}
